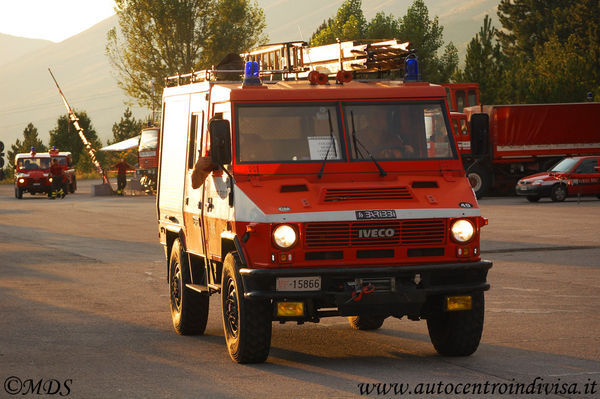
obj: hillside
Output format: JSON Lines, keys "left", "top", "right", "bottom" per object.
{"left": 0, "top": 0, "right": 499, "bottom": 150}
{"left": 0, "top": 34, "right": 53, "bottom": 67}
{"left": 0, "top": 15, "right": 147, "bottom": 150}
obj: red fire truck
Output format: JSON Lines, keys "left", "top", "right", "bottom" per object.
{"left": 14, "top": 147, "right": 76, "bottom": 199}
{"left": 450, "top": 103, "right": 600, "bottom": 197}
{"left": 157, "top": 40, "right": 492, "bottom": 363}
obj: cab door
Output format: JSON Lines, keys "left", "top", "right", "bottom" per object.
{"left": 202, "top": 104, "right": 233, "bottom": 263}
{"left": 571, "top": 157, "right": 600, "bottom": 195}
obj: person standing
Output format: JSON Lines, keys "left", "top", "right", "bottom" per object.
{"left": 49, "top": 158, "right": 65, "bottom": 199}
{"left": 112, "top": 158, "right": 134, "bottom": 195}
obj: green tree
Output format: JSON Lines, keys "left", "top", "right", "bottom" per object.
{"left": 107, "top": 0, "right": 266, "bottom": 109}
{"left": 49, "top": 111, "right": 102, "bottom": 172}
{"left": 6, "top": 123, "right": 47, "bottom": 173}
{"left": 397, "top": 0, "right": 454, "bottom": 82}
{"left": 365, "top": 12, "right": 400, "bottom": 40}
{"left": 458, "top": 15, "right": 504, "bottom": 104}
{"left": 496, "top": 0, "right": 600, "bottom": 102}
{"left": 310, "top": 0, "right": 367, "bottom": 46}
{"left": 109, "top": 107, "right": 143, "bottom": 145}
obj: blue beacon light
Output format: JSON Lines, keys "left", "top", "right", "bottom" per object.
{"left": 404, "top": 53, "right": 420, "bottom": 82}
{"left": 243, "top": 61, "right": 261, "bottom": 86}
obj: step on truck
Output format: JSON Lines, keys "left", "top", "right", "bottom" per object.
{"left": 156, "top": 40, "right": 492, "bottom": 363}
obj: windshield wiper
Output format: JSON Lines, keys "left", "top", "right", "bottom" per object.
{"left": 317, "top": 109, "right": 337, "bottom": 179}
{"left": 350, "top": 111, "right": 387, "bottom": 177}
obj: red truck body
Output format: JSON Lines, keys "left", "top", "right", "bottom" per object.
{"left": 451, "top": 102, "right": 600, "bottom": 196}
{"left": 14, "top": 149, "right": 77, "bottom": 199}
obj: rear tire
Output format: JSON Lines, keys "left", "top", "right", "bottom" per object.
{"left": 221, "top": 252, "right": 272, "bottom": 363}
{"left": 550, "top": 184, "right": 567, "bottom": 202}
{"left": 348, "top": 315, "right": 386, "bottom": 330}
{"left": 169, "top": 239, "right": 209, "bottom": 335}
{"left": 427, "top": 292, "right": 484, "bottom": 356}
{"left": 467, "top": 165, "right": 490, "bottom": 199}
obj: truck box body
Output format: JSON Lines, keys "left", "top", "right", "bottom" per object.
{"left": 466, "top": 103, "right": 600, "bottom": 159}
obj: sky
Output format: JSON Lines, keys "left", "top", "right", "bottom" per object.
{"left": 0, "top": 0, "right": 116, "bottom": 42}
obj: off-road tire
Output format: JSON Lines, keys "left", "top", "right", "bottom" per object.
{"left": 348, "top": 315, "right": 386, "bottom": 330}
{"left": 427, "top": 292, "right": 484, "bottom": 356}
{"left": 221, "top": 252, "right": 272, "bottom": 363}
{"left": 526, "top": 195, "right": 540, "bottom": 202}
{"left": 550, "top": 184, "right": 567, "bottom": 202}
{"left": 15, "top": 187, "right": 23, "bottom": 199}
{"left": 169, "top": 239, "right": 209, "bottom": 335}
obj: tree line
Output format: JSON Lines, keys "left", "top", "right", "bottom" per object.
{"left": 3, "top": 0, "right": 597, "bottom": 180}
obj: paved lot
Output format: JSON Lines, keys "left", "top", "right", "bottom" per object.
{"left": 1, "top": 180, "right": 599, "bottom": 398}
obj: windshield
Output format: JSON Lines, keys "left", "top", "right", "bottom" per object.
{"left": 550, "top": 158, "right": 578, "bottom": 173}
{"left": 236, "top": 104, "right": 342, "bottom": 163}
{"left": 17, "top": 157, "right": 50, "bottom": 170}
{"left": 139, "top": 128, "right": 159, "bottom": 151}
{"left": 345, "top": 102, "right": 455, "bottom": 161}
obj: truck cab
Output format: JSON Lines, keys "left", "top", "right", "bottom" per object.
{"left": 14, "top": 148, "right": 76, "bottom": 198}
{"left": 157, "top": 52, "right": 492, "bottom": 363}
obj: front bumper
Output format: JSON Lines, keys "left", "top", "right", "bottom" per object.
{"left": 240, "top": 260, "right": 492, "bottom": 320}
{"left": 515, "top": 184, "right": 551, "bottom": 197}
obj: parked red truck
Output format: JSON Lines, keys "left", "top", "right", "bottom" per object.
{"left": 450, "top": 103, "right": 600, "bottom": 197}
{"left": 14, "top": 147, "right": 77, "bottom": 199}
{"left": 136, "top": 126, "right": 160, "bottom": 192}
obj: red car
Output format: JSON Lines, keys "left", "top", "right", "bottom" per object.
{"left": 515, "top": 156, "right": 600, "bottom": 202}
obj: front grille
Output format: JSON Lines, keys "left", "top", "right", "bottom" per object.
{"left": 304, "top": 219, "right": 446, "bottom": 248}
{"left": 322, "top": 187, "right": 412, "bottom": 202}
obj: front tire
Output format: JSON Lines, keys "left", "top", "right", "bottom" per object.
{"left": 221, "top": 252, "right": 272, "bottom": 363}
{"left": 550, "top": 184, "right": 567, "bottom": 202}
{"left": 427, "top": 292, "right": 484, "bottom": 356}
{"left": 348, "top": 315, "right": 386, "bottom": 330}
{"left": 15, "top": 187, "right": 23, "bottom": 199}
{"left": 169, "top": 239, "right": 209, "bottom": 335}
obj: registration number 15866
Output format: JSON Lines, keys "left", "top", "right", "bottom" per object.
{"left": 276, "top": 277, "right": 321, "bottom": 291}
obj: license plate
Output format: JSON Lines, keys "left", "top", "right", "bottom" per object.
{"left": 355, "top": 209, "right": 397, "bottom": 220}
{"left": 276, "top": 276, "right": 321, "bottom": 291}
{"left": 33, "top": 183, "right": 40, "bottom": 186}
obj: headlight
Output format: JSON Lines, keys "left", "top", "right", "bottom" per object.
{"left": 451, "top": 219, "right": 475, "bottom": 243}
{"left": 18, "top": 178, "right": 25, "bottom": 184}
{"left": 48, "top": 177, "right": 53, "bottom": 182}
{"left": 272, "top": 224, "right": 297, "bottom": 249}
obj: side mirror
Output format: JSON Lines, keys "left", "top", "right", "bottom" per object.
{"left": 209, "top": 119, "right": 231, "bottom": 165}
{"left": 469, "top": 113, "right": 490, "bottom": 157}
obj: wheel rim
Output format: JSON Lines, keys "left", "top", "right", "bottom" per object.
{"left": 468, "top": 173, "right": 482, "bottom": 192}
{"left": 224, "top": 278, "right": 239, "bottom": 338}
{"left": 170, "top": 264, "right": 182, "bottom": 312}
{"left": 554, "top": 186, "right": 566, "bottom": 201}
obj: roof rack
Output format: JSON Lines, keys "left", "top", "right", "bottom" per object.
{"left": 165, "top": 39, "right": 411, "bottom": 86}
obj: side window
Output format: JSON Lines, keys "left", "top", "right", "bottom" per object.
{"left": 456, "top": 90, "right": 466, "bottom": 112}
{"left": 187, "top": 113, "right": 204, "bottom": 169}
{"left": 576, "top": 159, "right": 596, "bottom": 174}
{"left": 468, "top": 89, "right": 478, "bottom": 107}
{"left": 460, "top": 118, "right": 468, "bottom": 135}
